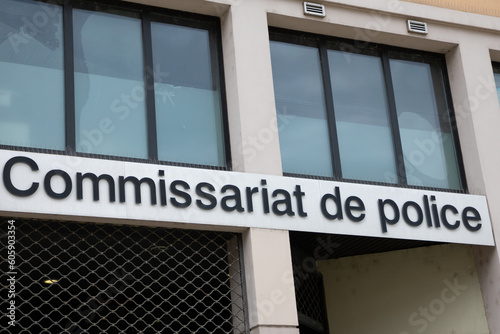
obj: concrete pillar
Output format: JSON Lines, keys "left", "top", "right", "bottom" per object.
{"left": 242, "top": 228, "right": 299, "bottom": 333}
{"left": 220, "top": 1, "right": 299, "bottom": 333}
{"left": 446, "top": 38, "right": 500, "bottom": 333}
{"left": 220, "top": 0, "right": 283, "bottom": 175}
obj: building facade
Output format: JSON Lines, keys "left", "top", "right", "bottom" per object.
{"left": 1, "top": 0, "right": 500, "bottom": 333}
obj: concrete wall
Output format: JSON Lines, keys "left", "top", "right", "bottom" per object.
{"left": 404, "top": 0, "right": 500, "bottom": 17}
{"left": 318, "top": 244, "right": 489, "bottom": 334}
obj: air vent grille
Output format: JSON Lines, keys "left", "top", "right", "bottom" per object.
{"left": 304, "top": 2, "right": 326, "bottom": 17}
{"left": 407, "top": 20, "right": 428, "bottom": 34}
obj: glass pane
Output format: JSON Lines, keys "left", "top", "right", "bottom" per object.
{"left": 0, "top": 0, "right": 65, "bottom": 150}
{"left": 152, "top": 22, "right": 225, "bottom": 167}
{"left": 494, "top": 71, "right": 500, "bottom": 102}
{"left": 328, "top": 50, "right": 397, "bottom": 183}
{"left": 74, "top": 9, "right": 147, "bottom": 158}
{"left": 270, "top": 41, "right": 333, "bottom": 177}
{"left": 390, "top": 58, "right": 461, "bottom": 190}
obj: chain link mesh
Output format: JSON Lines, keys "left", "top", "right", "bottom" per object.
{"left": 1, "top": 218, "right": 248, "bottom": 333}
{"left": 293, "top": 261, "right": 326, "bottom": 333}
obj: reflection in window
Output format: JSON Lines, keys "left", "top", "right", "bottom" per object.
{"left": 152, "top": 22, "right": 225, "bottom": 166}
{"left": 390, "top": 58, "right": 461, "bottom": 189}
{"left": 0, "top": 0, "right": 65, "bottom": 150}
{"left": 74, "top": 9, "right": 147, "bottom": 158}
{"left": 493, "top": 65, "right": 500, "bottom": 102}
{"left": 269, "top": 30, "right": 463, "bottom": 191}
{"left": 0, "top": 0, "right": 228, "bottom": 169}
{"left": 270, "top": 41, "right": 333, "bottom": 177}
{"left": 329, "top": 50, "right": 397, "bottom": 183}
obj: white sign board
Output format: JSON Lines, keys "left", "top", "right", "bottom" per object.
{"left": 0, "top": 150, "right": 495, "bottom": 246}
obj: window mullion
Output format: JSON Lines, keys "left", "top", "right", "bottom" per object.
{"left": 319, "top": 40, "right": 342, "bottom": 179}
{"left": 63, "top": 0, "right": 76, "bottom": 153}
{"left": 381, "top": 49, "right": 407, "bottom": 185}
{"left": 142, "top": 11, "right": 158, "bottom": 162}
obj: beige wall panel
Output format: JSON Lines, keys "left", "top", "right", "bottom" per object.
{"left": 318, "top": 244, "right": 489, "bottom": 334}
{"left": 404, "top": 0, "right": 500, "bottom": 17}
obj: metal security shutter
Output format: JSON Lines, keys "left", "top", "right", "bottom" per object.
{"left": 1, "top": 218, "right": 248, "bottom": 333}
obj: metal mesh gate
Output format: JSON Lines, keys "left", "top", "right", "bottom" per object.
{"left": 294, "top": 269, "right": 327, "bottom": 333}
{"left": 291, "top": 246, "right": 329, "bottom": 334}
{"left": 1, "top": 218, "right": 248, "bottom": 333}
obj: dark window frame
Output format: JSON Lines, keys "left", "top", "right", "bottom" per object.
{"left": 0, "top": 0, "right": 231, "bottom": 171}
{"left": 270, "top": 27, "right": 467, "bottom": 193}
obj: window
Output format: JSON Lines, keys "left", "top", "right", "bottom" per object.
{"left": 0, "top": 0, "right": 229, "bottom": 168}
{"left": 0, "top": 0, "right": 65, "bottom": 151}
{"left": 493, "top": 63, "right": 500, "bottom": 102}
{"left": 270, "top": 29, "right": 464, "bottom": 191}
